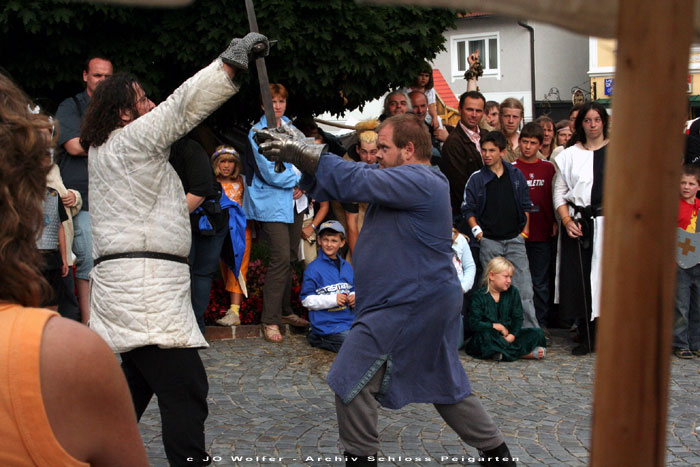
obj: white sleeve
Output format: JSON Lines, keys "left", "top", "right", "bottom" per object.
{"left": 426, "top": 88, "right": 436, "bottom": 105}
{"left": 302, "top": 294, "right": 339, "bottom": 310}
{"left": 456, "top": 235, "right": 476, "bottom": 293}
{"left": 552, "top": 152, "right": 569, "bottom": 210}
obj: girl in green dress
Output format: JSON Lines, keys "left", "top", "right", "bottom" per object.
{"left": 465, "top": 256, "right": 546, "bottom": 361}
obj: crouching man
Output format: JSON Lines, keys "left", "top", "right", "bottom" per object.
{"left": 255, "top": 113, "right": 515, "bottom": 467}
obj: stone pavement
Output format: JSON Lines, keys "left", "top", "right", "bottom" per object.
{"left": 140, "top": 328, "right": 700, "bottom": 466}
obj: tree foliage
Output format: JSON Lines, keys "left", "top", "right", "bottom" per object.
{"left": 1, "top": 0, "right": 455, "bottom": 124}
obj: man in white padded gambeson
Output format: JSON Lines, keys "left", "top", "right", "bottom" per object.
{"left": 79, "top": 33, "right": 267, "bottom": 466}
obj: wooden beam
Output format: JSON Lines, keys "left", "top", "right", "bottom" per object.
{"left": 591, "top": 0, "right": 694, "bottom": 465}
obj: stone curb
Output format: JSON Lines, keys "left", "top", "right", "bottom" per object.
{"left": 204, "top": 323, "right": 308, "bottom": 341}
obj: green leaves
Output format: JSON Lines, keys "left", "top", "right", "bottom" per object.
{"left": 2, "top": 0, "right": 455, "bottom": 124}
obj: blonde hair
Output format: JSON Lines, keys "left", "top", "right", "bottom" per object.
{"left": 482, "top": 256, "right": 514, "bottom": 291}
{"left": 356, "top": 119, "right": 379, "bottom": 145}
{"left": 211, "top": 145, "right": 240, "bottom": 179}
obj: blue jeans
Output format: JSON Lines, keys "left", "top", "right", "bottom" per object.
{"left": 189, "top": 226, "right": 228, "bottom": 335}
{"left": 480, "top": 235, "right": 539, "bottom": 329}
{"left": 307, "top": 329, "right": 349, "bottom": 353}
{"left": 72, "top": 210, "right": 93, "bottom": 280}
{"left": 673, "top": 264, "right": 700, "bottom": 350}
{"left": 526, "top": 241, "right": 552, "bottom": 328}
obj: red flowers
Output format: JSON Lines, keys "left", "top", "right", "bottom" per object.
{"left": 205, "top": 257, "right": 308, "bottom": 326}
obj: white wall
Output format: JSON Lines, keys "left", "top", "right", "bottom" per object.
{"left": 433, "top": 15, "right": 589, "bottom": 120}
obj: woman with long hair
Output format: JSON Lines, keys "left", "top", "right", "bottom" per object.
{"left": 553, "top": 102, "right": 610, "bottom": 355}
{"left": 0, "top": 73, "right": 147, "bottom": 466}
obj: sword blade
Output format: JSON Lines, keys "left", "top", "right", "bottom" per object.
{"left": 245, "top": 0, "right": 277, "bottom": 130}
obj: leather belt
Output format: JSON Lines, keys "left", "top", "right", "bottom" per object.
{"left": 93, "top": 251, "right": 189, "bottom": 267}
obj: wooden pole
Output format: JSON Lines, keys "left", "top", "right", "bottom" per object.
{"left": 591, "top": 0, "right": 693, "bottom": 465}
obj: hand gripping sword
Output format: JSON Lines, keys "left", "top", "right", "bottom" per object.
{"left": 245, "top": 0, "right": 285, "bottom": 173}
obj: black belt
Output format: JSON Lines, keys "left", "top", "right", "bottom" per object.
{"left": 93, "top": 251, "right": 189, "bottom": 267}
{"left": 567, "top": 202, "right": 603, "bottom": 219}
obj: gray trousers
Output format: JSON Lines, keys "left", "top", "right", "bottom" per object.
{"left": 335, "top": 365, "right": 504, "bottom": 456}
{"left": 260, "top": 211, "right": 303, "bottom": 325}
{"left": 480, "top": 236, "right": 539, "bottom": 329}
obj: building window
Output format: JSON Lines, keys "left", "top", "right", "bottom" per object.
{"left": 452, "top": 33, "right": 499, "bottom": 79}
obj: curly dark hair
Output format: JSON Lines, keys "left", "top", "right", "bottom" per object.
{"left": 0, "top": 73, "right": 53, "bottom": 306}
{"left": 80, "top": 72, "right": 141, "bottom": 148}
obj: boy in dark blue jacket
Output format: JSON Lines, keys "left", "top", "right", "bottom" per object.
{"left": 462, "top": 131, "right": 539, "bottom": 329}
{"left": 300, "top": 220, "right": 355, "bottom": 353}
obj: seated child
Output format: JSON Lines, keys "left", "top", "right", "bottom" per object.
{"left": 300, "top": 220, "right": 355, "bottom": 353}
{"left": 465, "top": 256, "right": 546, "bottom": 361}
{"left": 211, "top": 146, "right": 252, "bottom": 327}
{"left": 673, "top": 165, "right": 700, "bottom": 359}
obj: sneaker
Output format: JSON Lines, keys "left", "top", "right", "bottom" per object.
{"left": 692, "top": 349, "right": 700, "bottom": 358}
{"left": 673, "top": 348, "right": 694, "bottom": 359}
{"left": 281, "top": 313, "right": 310, "bottom": 328}
{"left": 491, "top": 352, "right": 503, "bottom": 362}
{"left": 216, "top": 310, "right": 240, "bottom": 327}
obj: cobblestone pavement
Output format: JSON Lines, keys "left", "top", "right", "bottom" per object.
{"left": 140, "top": 329, "right": 700, "bottom": 466}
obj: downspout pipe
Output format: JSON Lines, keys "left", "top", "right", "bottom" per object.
{"left": 518, "top": 20, "right": 536, "bottom": 120}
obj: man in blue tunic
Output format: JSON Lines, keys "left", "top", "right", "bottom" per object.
{"left": 256, "top": 114, "right": 514, "bottom": 467}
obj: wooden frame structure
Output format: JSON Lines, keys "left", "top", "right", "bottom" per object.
{"left": 367, "top": 0, "right": 696, "bottom": 464}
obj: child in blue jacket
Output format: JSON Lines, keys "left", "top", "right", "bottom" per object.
{"left": 300, "top": 220, "right": 355, "bottom": 353}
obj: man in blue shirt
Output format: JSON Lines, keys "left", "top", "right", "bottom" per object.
{"left": 256, "top": 114, "right": 515, "bottom": 467}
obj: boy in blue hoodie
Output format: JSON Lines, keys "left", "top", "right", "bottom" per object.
{"left": 300, "top": 220, "right": 355, "bottom": 353}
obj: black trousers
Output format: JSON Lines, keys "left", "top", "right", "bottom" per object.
{"left": 559, "top": 231, "right": 597, "bottom": 347}
{"left": 121, "top": 346, "right": 209, "bottom": 466}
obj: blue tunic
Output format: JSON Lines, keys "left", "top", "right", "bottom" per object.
{"left": 305, "top": 155, "right": 471, "bottom": 409}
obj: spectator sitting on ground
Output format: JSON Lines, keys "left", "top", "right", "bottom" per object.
{"left": 300, "top": 221, "right": 355, "bottom": 353}
{"left": 465, "top": 257, "right": 546, "bottom": 361}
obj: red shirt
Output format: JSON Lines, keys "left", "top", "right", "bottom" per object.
{"left": 678, "top": 197, "right": 700, "bottom": 232}
{"left": 513, "top": 158, "right": 556, "bottom": 242}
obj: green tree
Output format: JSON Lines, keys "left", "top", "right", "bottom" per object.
{"left": 0, "top": 0, "right": 455, "bottom": 124}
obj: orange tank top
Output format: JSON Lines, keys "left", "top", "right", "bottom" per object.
{"left": 0, "top": 304, "right": 88, "bottom": 466}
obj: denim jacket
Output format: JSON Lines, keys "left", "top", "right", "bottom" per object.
{"left": 243, "top": 115, "right": 300, "bottom": 223}
{"left": 461, "top": 161, "right": 532, "bottom": 234}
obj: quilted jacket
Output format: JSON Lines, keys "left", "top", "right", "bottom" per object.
{"left": 88, "top": 59, "right": 238, "bottom": 353}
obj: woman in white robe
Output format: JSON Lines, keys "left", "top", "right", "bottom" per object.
{"left": 553, "top": 102, "right": 609, "bottom": 355}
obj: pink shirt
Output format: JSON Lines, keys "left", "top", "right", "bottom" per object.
{"left": 460, "top": 121, "right": 482, "bottom": 156}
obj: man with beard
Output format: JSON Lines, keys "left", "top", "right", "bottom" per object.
{"left": 255, "top": 113, "right": 515, "bottom": 467}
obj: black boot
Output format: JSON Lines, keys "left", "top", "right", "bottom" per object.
{"left": 478, "top": 442, "right": 516, "bottom": 466}
{"left": 344, "top": 452, "right": 377, "bottom": 467}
